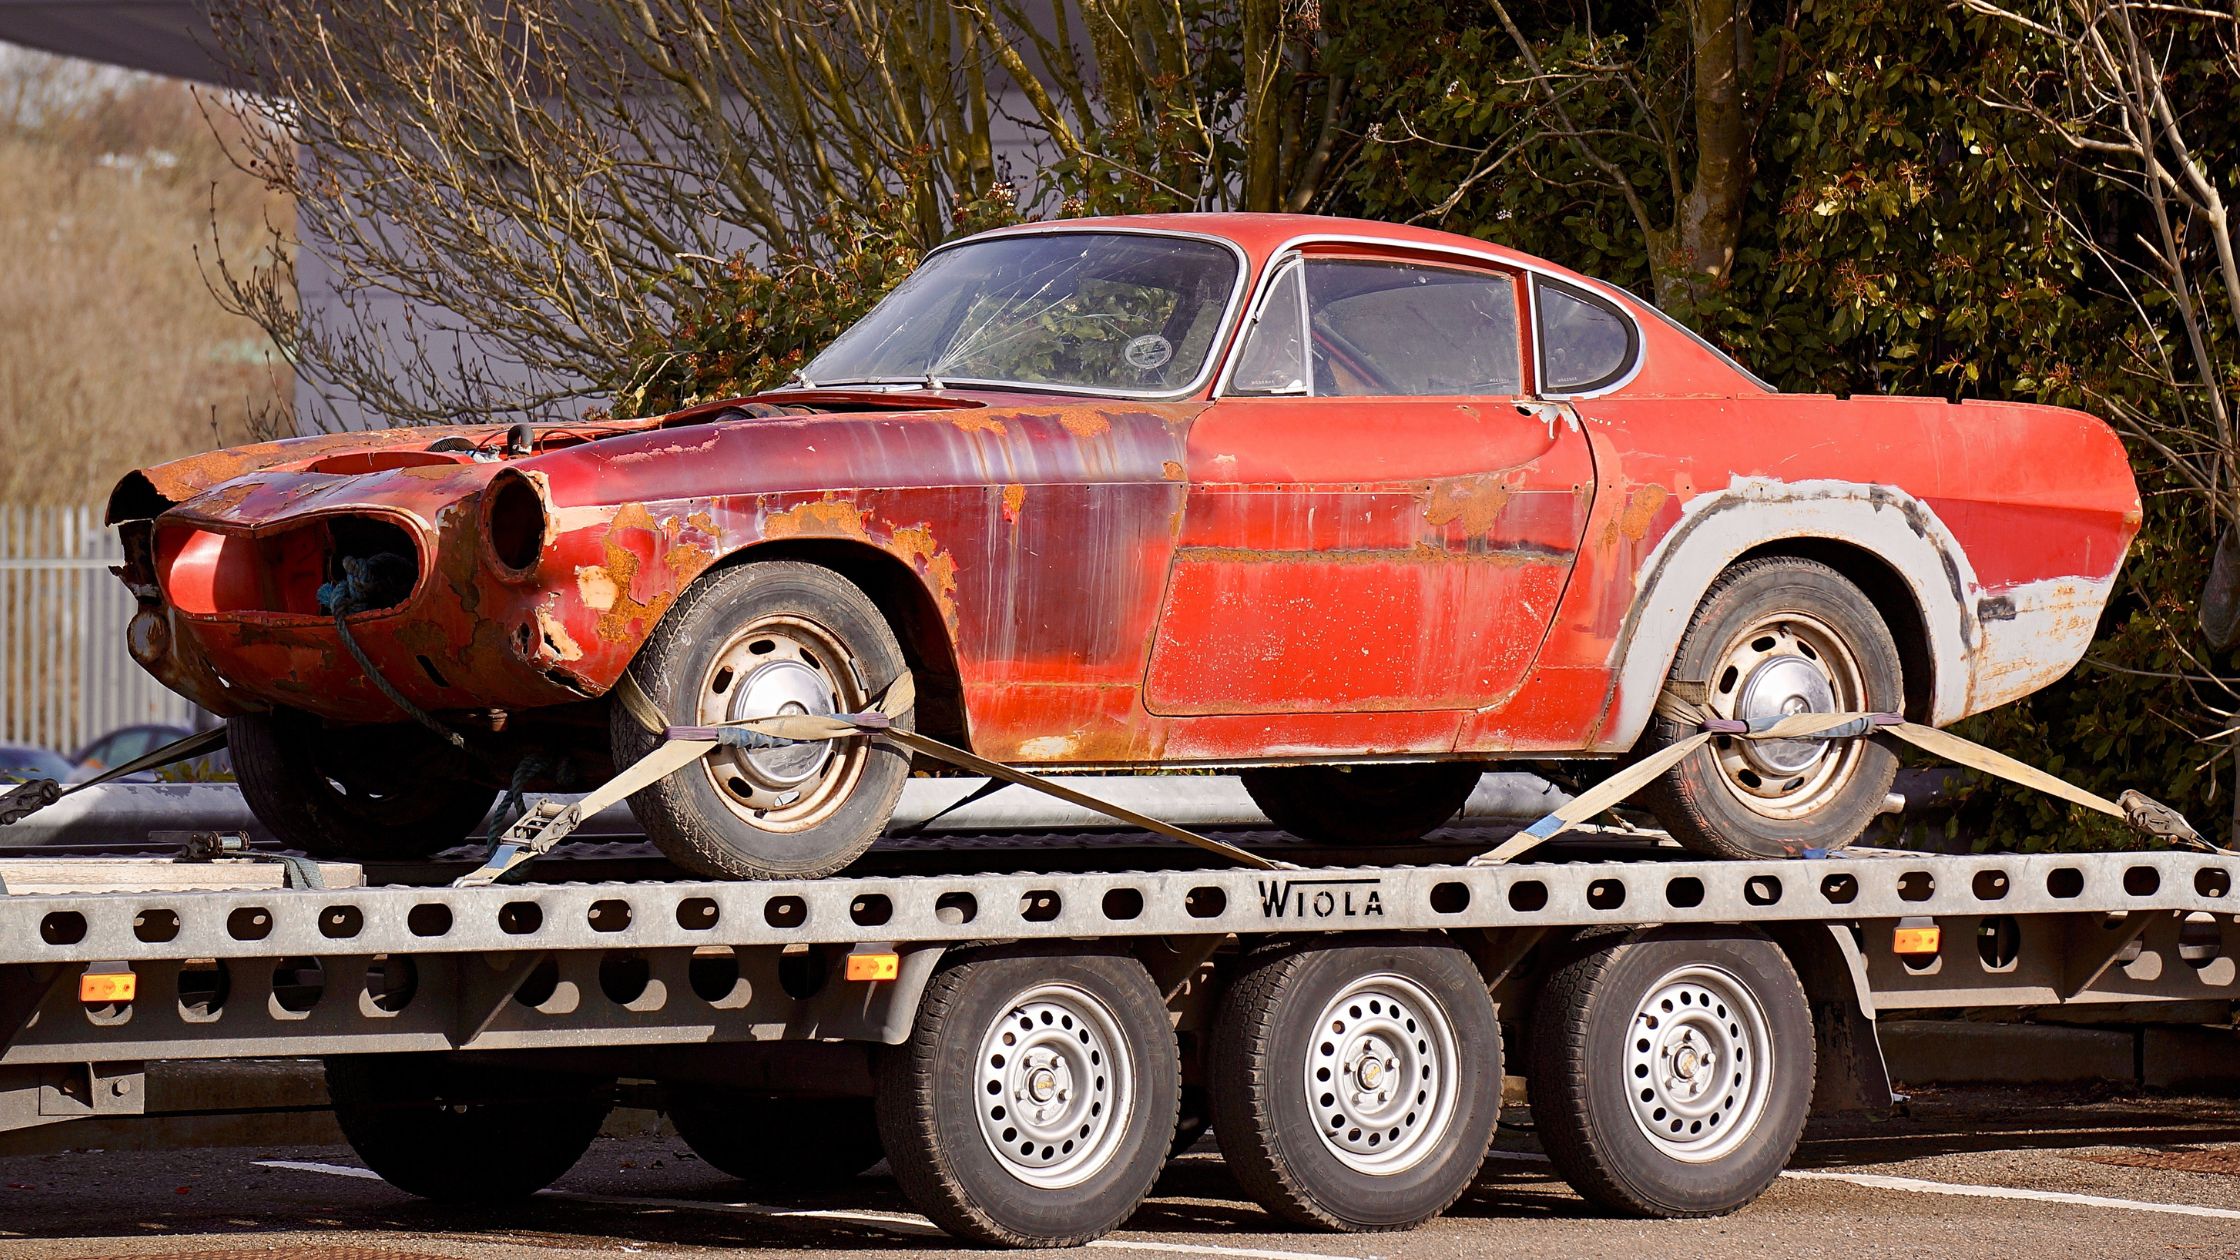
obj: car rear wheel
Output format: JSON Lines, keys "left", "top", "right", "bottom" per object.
{"left": 1642, "top": 558, "right": 1902, "bottom": 859}
{"left": 1240, "top": 764, "right": 1481, "bottom": 845}
{"left": 613, "top": 561, "right": 913, "bottom": 880}
{"left": 228, "top": 709, "right": 495, "bottom": 860}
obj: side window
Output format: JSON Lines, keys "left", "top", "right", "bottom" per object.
{"left": 1304, "top": 260, "right": 1522, "bottom": 397}
{"left": 1537, "top": 279, "right": 1636, "bottom": 393}
{"left": 1228, "top": 264, "right": 1307, "bottom": 395}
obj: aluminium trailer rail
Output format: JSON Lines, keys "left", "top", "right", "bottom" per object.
{"left": 0, "top": 841, "right": 2232, "bottom": 1243}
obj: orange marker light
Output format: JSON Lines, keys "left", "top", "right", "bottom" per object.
{"left": 845, "top": 952, "right": 901, "bottom": 982}
{"left": 1892, "top": 925, "right": 1942, "bottom": 956}
{"left": 80, "top": 970, "right": 136, "bottom": 1003}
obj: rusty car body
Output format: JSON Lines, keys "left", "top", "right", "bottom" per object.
{"left": 106, "top": 213, "right": 2141, "bottom": 875}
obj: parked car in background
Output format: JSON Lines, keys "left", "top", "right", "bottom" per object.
{"left": 0, "top": 743, "right": 76, "bottom": 784}
{"left": 103, "top": 213, "right": 2140, "bottom": 877}
{"left": 70, "top": 722, "right": 228, "bottom": 782}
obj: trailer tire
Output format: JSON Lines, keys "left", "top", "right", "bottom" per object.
{"left": 668, "top": 1092, "right": 884, "bottom": 1187}
{"left": 875, "top": 947, "right": 1179, "bottom": 1247}
{"left": 1530, "top": 927, "right": 1814, "bottom": 1218}
{"left": 1210, "top": 939, "right": 1500, "bottom": 1231}
{"left": 1241, "top": 764, "right": 1481, "bottom": 845}
{"left": 325, "top": 1055, "right": 612, "bottom": 1202}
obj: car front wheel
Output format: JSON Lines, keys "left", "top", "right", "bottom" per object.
{"left": 612, "top": 560, "right": 912, "bottom": 880}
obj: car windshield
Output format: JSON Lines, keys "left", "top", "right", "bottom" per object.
{"left": 802, "top": 232, "right": 1240, "bottom": 396}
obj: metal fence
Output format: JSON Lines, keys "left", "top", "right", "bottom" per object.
{"left": 0, "top": 504, "right": 199, "bottom": 755}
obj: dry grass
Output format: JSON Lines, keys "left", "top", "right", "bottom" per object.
{"left": 0, "top": 47, "right": 291, "bottom": 507}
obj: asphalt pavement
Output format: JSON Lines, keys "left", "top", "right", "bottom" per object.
{"left": 1, "top": 1085, "right": 2235, "bottom": 1259}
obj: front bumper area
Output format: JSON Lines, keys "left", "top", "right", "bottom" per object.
{"left": 119, "top": 470, "right": 605, "bottom": 725}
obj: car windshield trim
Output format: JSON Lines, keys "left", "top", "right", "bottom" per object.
{"left": 803, "top": 226, "right": 1251, "bottom": 401}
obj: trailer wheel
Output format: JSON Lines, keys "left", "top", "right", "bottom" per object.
{"left": 325, "top": 1055, "right": 612, "bottom": 1201}
{"left": 668, "top": 1091, "right": 884, "bottom": 1187}
{"left": 1209, "top": 940, "right": 1500, "bottom": 1231}
{"left": 1530, "top": 927, "right": 1814, "bottom": 1218}
{"left": 875, "top": 948, "right": 1179, "bottom": 1247}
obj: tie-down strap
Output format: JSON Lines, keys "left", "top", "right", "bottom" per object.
{"left": 0, "top": 725, "right": 230, "bottom": 827}
{"left": 455, "top": 671, "right": 1296, "bottom": 886}
{"left": 1469, "top": 689, "right": 2217, "bottom": 866}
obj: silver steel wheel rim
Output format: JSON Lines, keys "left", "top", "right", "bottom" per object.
{"left": 1303, "top": 973, "right": 1460, "bottom": 1176}
{"left": 973, "top": 982, "right": 1135, "bottom": 1190}
{"left": 695, "top": 613, "right": 868, "bottom": 833}
{"left": 1705, "top": 612, "right": 1868, "bottom": 821}
{"left": 1624, "top": 964, "right": 1773, "bottom": 1163}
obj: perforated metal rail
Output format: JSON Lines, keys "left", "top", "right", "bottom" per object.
{"left": 5, "top": 847, "right": 2236, "bottom": 962}
{"left": 0, "top": 847, "right": 2232, "bottom": 1083}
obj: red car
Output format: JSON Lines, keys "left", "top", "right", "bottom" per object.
{"left": 106, "top": 214, "right": 2140, "bottom": 876}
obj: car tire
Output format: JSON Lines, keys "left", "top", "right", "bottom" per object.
{"left": 1240, "top": 764, "right": 1482, "bottom": 845}
{"left": 325, "top": 1054, "right": 613, "bottom": 1202}
{"left": 1529, "top": 927, "right": 1815, "bottom": 1218}
{"left": 612, "top": 561, "right": 912, "bottom": 881}
{"left": 875, "top": 947, "right": 1180, "bottom": 1247}
{"left": 228, "top": 709, "right": 495, "bottom": 860}
{"left": 1642, "top": 558, "right": 1902, "bottom": 859}
{"left": 668, "top": 1091, "right": 884, "bottom": 1187}
{"left": 1209, "top": 938, "right": 1501, "bottom": 1232}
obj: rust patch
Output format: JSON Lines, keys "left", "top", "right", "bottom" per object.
{"left": 1424, "top": 476, "right": 1512, "bottom": 537}
{"left": 1607, "top": 483, "right": 1672, "bottom": 544}
{"left": 666, "top": 539, "right": 712, "bottom": 581}
{"left": 952, "top": 413, "right": 1009, "bottom": 436}
{"left": 1059, "top": 412, "right": 1110, "bottom": 438}
{"left": 1001, "top": 483, "right": 1027, "bottom": 522}
{"left": 762, "top": 496, "right": 871, "bottom": 542}
{"left": 890, "top": 522, "right": 959, "bottom": 624}
{"left": 592, "top": 502, "right": 677, "bottom": 643}
{"left": 1161, "top": 460, "right": 1186, "bottom": 481}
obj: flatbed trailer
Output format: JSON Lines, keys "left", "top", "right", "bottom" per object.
{"left": 0, "top": 827, "right": 2231, "bottom": 1245}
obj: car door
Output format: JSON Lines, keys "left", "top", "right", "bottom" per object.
{"left": 1144, "top": 251, "right": 1596, "bottom": 716}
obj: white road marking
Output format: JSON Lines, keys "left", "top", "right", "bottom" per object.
{"left": 255, "top": 1159, "right": 383, "bottom": 1180}
{"left": 1779, "top": 1169, "right": 2240, "bottom": 1221}
{"left": 1095, "top": 1243, "right": 1373, "bottom": 1260}
{"left": 256, "top": 1158, "right": 1372, "bottom": 1258}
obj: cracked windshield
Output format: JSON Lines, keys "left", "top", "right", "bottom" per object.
{"left": 803, "top": 232, "right": 1238, "bottom": 394}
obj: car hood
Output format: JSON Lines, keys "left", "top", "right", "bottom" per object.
{"left": 104, "top": 388, "right": 1044, "bottom": 526}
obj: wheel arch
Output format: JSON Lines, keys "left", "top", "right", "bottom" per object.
{"left": 1599, "top": 480, "right": 1978, "bottom": 750}
{"left": 1734, "top": 537, "right": 1936, "bottom": 723}
{"left": 705, "top": 537, "right": 971, "bottom": 750}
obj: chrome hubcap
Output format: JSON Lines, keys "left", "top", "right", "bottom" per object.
{"left": 697, "top": 614, "right": 866, "bottom": 832}
{"left": 974, "top": 983, "right": 1135, "bottom": 1190}
{"left": 724, "top": 658, "right": 836, "bottom": 785}
{"left": 1304, "top": 974, "right": 1460, "bottom": 1176}
{"left": 1707, "top": 614, "right": 1867, "bottom": 820}
{"left": 1734, "top": 654, "right": 1836, "bottom": 777}
{"left": 1624, "top": 964, "right": 1773, "bottom": 1162}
